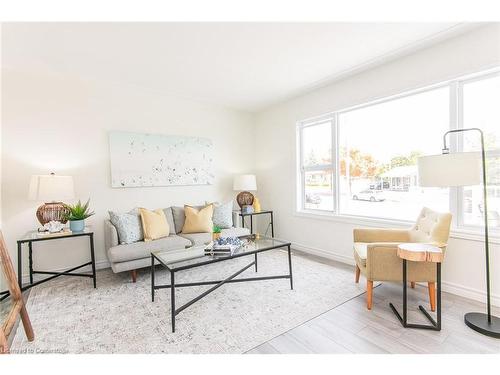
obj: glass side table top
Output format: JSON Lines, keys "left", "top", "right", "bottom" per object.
{"left": 152, "top": 235, "right": 290, "bottom": 271}
{"left": 19, "top": 227, "right": 93, "bottom": 242}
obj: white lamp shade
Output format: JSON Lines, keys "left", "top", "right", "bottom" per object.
{"left": 29, "top": 174, "right": 75, "bottom": 202}
{"left": 233, "top": 174, "right": 257, "bottom": 191}
{"left": 418, "top": 152, "right": 482, "bottom": 187}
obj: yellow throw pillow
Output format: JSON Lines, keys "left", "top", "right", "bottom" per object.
{"left": 182, "top": 204, "right": 214, "bottom": 234}
{"left": 139, "top": 208, "right": 170, "bottom": 241}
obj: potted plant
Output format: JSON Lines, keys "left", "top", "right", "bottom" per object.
{"left": 212, "top": 224, "right": 222, "bottom": 241}
{"left": 63, "top": 199, "right": 94, "bottom": 232}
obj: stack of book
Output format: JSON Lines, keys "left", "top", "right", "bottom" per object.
{"left": 204, "top": 237, "right": 243, "bottom": 256}
{"left": 204, "top": 246, "right": 236, "bottom": 256}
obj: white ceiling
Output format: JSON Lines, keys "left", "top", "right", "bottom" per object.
{"left": 1, "top": 23, "right": 479, "bottom": 112}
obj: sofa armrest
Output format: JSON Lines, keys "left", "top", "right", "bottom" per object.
{"left": 104, "top": 220, "right": 119, "bottom": 251}
{"left": 353, "top": 228, "right": 410, "bottom": 243}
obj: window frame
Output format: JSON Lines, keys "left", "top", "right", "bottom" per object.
{"left": 297, "top": 114, "right": 336, "bottom": 213}
{"left": 296, "top": 67, "right": 500, "bottom": 237}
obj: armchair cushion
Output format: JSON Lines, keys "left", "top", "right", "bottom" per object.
{"left": 409, "top": 207, "right": 452, "bottom": 244}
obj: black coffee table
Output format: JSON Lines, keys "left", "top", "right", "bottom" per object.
{"left": 150, "top": 235, "right": 293, "bottom": 332}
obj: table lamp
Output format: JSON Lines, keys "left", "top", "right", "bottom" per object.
{"left": 233, "top": 174, "right": 257, "bottom": 210}
{"left": 29, "top": 173, "right": 75, "bottom": 225}
{"left": 418, "top": 127, "right": 499, "bottom": 338}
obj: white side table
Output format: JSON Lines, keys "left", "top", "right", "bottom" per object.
{"left": 389, "top": 243, "right": 443, "bottom": 331}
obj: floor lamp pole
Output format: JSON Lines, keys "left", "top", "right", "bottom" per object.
{"left": 443, "top": 128, "right": 499, "bottom": 338}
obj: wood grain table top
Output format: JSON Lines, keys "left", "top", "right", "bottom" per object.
{"left": 397, "top": 243, "right": 444, "bottom": 263}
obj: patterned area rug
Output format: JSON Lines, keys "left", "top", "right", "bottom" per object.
{"left": 10, "top": 250, "right": 365, "bottom": 353}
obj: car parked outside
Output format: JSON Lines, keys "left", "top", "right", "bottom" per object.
{"left": 352, "top": 189, "right": 385, "bottom": 202}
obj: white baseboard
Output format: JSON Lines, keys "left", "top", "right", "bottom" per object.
{"left": 290, "top": 241, "right": 356, "bottom": 266}
{"left": 21, "top": 259, "right": 110, "bottom": 285}
{"left": 440, "top": 280, "right": 500, "bottom": 308}
{"left": 288, "top": 240, "right": 500, "bottom": 308}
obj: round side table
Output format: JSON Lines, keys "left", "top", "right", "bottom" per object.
{"left": 389, "top": 243, "right": 443, "bottom": 331}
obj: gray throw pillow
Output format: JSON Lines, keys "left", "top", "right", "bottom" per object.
{"left": 109, "top": 210, "right": 144, "bottom": 244}
{"left": 212, "top": 201, "right": 233, "bottom": 229}
{"left": 162, "top": 207, "right": 176, "bottom": 235}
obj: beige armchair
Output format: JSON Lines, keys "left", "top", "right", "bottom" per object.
{"left": 353, "top": 207, "right": 452, "bottom": 310}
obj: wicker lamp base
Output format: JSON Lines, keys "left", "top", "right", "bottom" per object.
{"left": 236, "top": 191, "right": 254, "bottom": 209}
{"left": 36, "top": 202, "right": 69, "bottom": 225}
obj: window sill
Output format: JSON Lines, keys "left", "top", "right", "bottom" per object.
{"left": 294, "top": 210, "right": 500, "bottom": 244}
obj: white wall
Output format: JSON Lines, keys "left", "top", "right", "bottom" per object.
{"left": 1, "top": 69, "right": 255, "bottom": 280}
{"left": 254, "top": 24, "right": 500, "bottom": 306}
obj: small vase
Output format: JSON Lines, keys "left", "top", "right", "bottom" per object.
{"left": 212, "top": 232, "right": 221, "bottom": 241}
{"left": 70, "top": 219, "right": 85, "bottom": 232}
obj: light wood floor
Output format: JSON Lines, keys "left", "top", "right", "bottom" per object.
{"left": 246, "top": 252, "right": 500, "bottom": 354}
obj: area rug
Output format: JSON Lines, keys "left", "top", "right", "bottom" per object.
{"left": 10, "top": 250, "right": 365, "bottom": 353}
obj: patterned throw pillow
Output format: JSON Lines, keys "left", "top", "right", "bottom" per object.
{"left": 212, "top": 201, "right": 233, "bottom": 229}
{"left": 109, "top": 210, "right": 144, "bottom": 244}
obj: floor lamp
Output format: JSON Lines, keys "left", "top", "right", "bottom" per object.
{"left": 418, "top": 127, "right": 500, "bottom": 338}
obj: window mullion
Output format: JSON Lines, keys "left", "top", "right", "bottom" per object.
{"left": 450, "top": 81, "right": 461, "bottom": 228}
{"left": 333, "top": 113, "right": 339, "bottom": 214}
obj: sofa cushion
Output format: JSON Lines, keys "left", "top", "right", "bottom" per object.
{"left": 220, "top": 227, "right": 250, "bottom": 238}
{"left": 353, "top": 242, "right": 367, "bottom": 267}
{"left": 179, "top": 232, "right": 212, "bottom": 246}
{"left": 107, "top": 235, "right": 191, "bottom": 263}
{"left": 182, "top": 205, "right": 213, "bottom": 233}
{"left": 108, "top": 210, "right": 144, "bottom": 244}
{"left": 162, "top": 207, "right": 176, "bottom": 235}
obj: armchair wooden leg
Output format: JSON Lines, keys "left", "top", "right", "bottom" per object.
{"left": 131, "top": 270, "right": 137, "bottom": 283}
{"left": 428, "top": 282, "right": 436, "bottom": 312}
{"left": 367, "top": 280, "right": 373, "bottom": 310}
{"left": 355, "top": 265, "right": 360, "bottom": 283}
{"left": 410, "top": 282, "right": 415, "bottom": 289}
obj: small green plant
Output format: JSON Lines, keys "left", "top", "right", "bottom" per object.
{"left": 63, "top": 199, "right": 95, "bottom": 221}
{"left": 213, "top": 224, "right": 222, "bottom": 234}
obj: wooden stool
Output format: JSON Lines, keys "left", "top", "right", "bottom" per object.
{"left": 389, "top": 243, "right": 444, "bottom": 331}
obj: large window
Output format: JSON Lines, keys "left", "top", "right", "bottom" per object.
{"left": 297, "top": 70, "right": 500, "bottom": 230}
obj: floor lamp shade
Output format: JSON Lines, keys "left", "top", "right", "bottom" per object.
{"left": 418, "top": 152, "right": 481, "bottom": 187}
{"left": 29, "top": 174, "right": 75, "bottom": 225}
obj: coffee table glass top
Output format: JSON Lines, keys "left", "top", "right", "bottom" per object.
{"left": 152, "top": 235, "right": 290, "bottom": 271}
